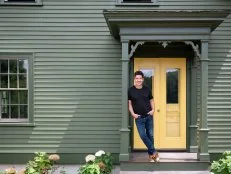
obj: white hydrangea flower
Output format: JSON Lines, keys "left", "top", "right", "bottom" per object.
{"left": 5, "top": 167, "right": 16, "bottom": 174}
{"left": 95, "top": 150, "right": 105, "bottom": 157}
{"left": 85, "top": 154, "right": 96, "bottom": 162}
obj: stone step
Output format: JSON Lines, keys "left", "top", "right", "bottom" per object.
{"left": 120, "top": 152, "right": 210, "bottom": 172}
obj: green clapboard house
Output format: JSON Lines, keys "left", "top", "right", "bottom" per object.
{"left": 0, "top": 0, "right": 231, "bottom": 172}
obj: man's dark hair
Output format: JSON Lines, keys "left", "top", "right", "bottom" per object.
{"left": 134, "top": 70, "right": 144, "bottom": 78}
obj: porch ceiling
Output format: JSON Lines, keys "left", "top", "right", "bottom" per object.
{"left": 103, "top": 10, "right": 230, "bottom": 40}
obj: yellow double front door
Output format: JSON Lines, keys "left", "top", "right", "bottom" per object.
{"left": 134, "top": 58, "right": 186, "bottom": 150}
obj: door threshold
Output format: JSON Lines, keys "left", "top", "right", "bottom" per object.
{"left": 121, "top": 152, "right": 209, "bottom": 171}
{"left": 130, "top": 152, "right": 198, "bottom": 162}
{"left": 133, "top": 149, "right": 187, "bottom": 152}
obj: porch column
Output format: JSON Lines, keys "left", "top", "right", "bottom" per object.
{"left": 190, "top": 56, "right": 198, "bottom": 152}
{"left": 119, "top": 41, "right": 130, "bottom": 161}
{"left": 198, "top": 40, "right": 210, "bottom": 161}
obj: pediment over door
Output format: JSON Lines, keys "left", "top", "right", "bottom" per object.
{"left": 103, "top": 10, "right": 230, "bottom": 41}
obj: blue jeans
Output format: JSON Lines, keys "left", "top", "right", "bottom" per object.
{"left": 135, "top": 115, "right": 156, "bottom": 155}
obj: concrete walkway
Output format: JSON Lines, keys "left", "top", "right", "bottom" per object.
{"left": 119, "top": 171, "right": 209, "bottom": 174}
{"left": 0, "top": 165, "right": 210, "bottom": 174}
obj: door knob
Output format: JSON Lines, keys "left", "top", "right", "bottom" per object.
{"left": 157, "top": 109, "right": 160, "bottom": 112}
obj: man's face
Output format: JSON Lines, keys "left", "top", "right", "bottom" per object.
{"left": 134, "top": 75, "right": 144, "bottom": 86}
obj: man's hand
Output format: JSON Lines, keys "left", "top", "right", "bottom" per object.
{"left": 147, "top": 110, "right": 154, "bottom": 116}
{"left": 132, "top": 114, "right": 140, "bottom": 119}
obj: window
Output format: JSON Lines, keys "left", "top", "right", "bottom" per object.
{"left": 123, "top": 0, "right": 152, "bottom": 2}
{"left": 0, "top": 0, "right": 42, "bottom": 5}
{"left": 117, "top": 0, "right": 159, "bottom": 5}
{"left": 0, "top": 54, "right": 33, "bottom": 123}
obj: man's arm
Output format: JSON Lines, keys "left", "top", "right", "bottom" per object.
{"left": 128, "top": 100, "right": 139, "bottom": 119}
{"left": 147, "top": 99, "right": 155, "bottom": 116}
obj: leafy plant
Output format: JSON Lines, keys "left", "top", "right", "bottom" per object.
{"left": 79, "top": 163, "right": 101, "bottom": 174}
{"left": 25, "top": 152, "right": 60, "bottom": 174}
{"left": 210, "top": 151, "right": 231, "bottom": 174}
{"left": 95, "top": 152, "right": 113, "bottom": 174}
{"left": 78, "top": 150, "right": 113, "bottom": 174}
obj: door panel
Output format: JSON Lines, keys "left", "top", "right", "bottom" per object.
{"left": 133, "top": 58, "right": 186, "bottom": 150}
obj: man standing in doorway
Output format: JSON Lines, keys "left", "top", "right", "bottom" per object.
{"left": 128, "top": 70, "right": 159, "bottom": 162}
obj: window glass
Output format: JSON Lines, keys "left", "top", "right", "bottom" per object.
{"left": 11, "top": 105, "right": 19, "bottom": 118}
{"left": 140, "top": 69, "right": 154, "bottom": 91}
{"left": 19, "top": 90, "right": 27, "bottom": 104}
{"left": 20, "top": 105, "right": 27, "bottom": 118}
{"left": 19, "top": 59, "right": 28, "bottom": 73}
{"left": 19, "top": 74, "right": 27, "bottom": 88}
{"left": 0, "top": 60, "right": 8, "bottom": 73}
{"left": 1, "top": 105, "right": 9, "bottom": 118}
{"left": 0, "top": 75, "right": 8, "bottom": 88}
{"left": 166, "top": 68, "right": 179, "bottom": 104}
{"left": 10, "top": 91, "right": 18, "bottom": 104}
{"left": 10, "top": 74, "right": 17, "bottom": 88}
{"left": 10, "top": 59, "right": 17, "bottom": 73}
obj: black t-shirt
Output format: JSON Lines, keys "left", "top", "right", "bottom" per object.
{"left": 128, "top": 85, "right": 153, "bottom": 116}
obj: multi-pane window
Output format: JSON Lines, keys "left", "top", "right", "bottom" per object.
{"left": 0, "top": 57, "right": 29, "bottom": 122}
{"left": 117, "top": 0, "right": 158, "bottom": 4}
{"left": 4, "top": 0, "right": 36, "bottom": 2}
{"left": 0, "top": 0, "right": 42, "bottom": 5}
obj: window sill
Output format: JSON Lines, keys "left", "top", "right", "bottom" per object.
{"left": 116, "top": 2, "right": 159, "bottom": 6}
{"left": 0, "top": 122, "right": 35, "bottom": 127}
{"left": 0, "top": 2, "right": 42, "bottom": 6}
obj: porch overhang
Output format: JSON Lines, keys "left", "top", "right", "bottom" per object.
{"left": 103, "top": 10, "right": 230, "bottom": 40}
{"left": 103, "top": 9, "right": 230, "bottom": 162}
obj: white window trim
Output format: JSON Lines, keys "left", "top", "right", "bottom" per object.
{"left": 0, "top": 53, "right": 34, "bottom": 125}
{"left": 0, "top": 0, "right": 42, "bottom": 6}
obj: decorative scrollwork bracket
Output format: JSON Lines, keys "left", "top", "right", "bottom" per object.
{"left": 129, "top": 41, "right": 145, "bottom": 59}
{"left": 128, "top": 41, "right": 201, "bottom": 61}
{"left": 184, "top": 41, "right": 201, "bottom": 58}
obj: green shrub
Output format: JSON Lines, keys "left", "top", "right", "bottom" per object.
{"left": 25, "top": 152, "right": 60, "bottom": 174}
{"left": 78, "top": 150, "right": 113, "bottom": 174}
{"left": 210, "top": 151, "right": 231, "bottom": 174}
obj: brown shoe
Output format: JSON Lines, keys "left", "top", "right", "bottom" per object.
{"left": 148, "top": 155, "right": 155, "bottom": 162}
{"left": 152, "top": 152, "right": 160, "bottom": 162}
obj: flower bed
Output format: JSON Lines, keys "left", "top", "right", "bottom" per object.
{"left": 0, "top": 150, "right": 113, "bottom": 174}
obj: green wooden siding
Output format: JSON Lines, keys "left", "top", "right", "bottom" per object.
{"left": 0, "top": 0, "right": 121, "bottom": 155}
{"left": 0, "top": 0, "right": 230, "bottom": 158}
{"left": 208, "top": 16, "right": 231, "bottom": 153}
